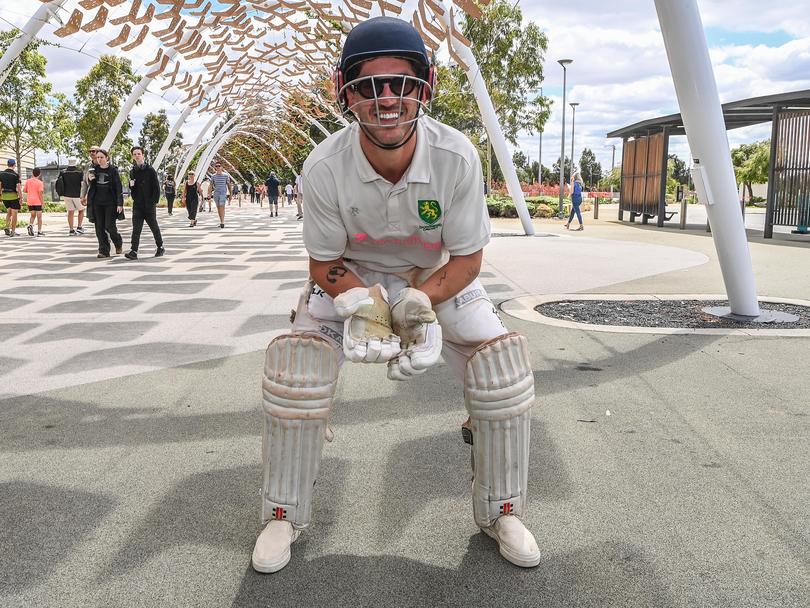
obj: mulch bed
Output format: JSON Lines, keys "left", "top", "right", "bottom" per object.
{"left": 535, "top": 299, "right": 810, "bottom": 329}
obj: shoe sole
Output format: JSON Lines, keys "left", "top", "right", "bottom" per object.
{"left": 251, "top": 547, "right": 291, "bottom": 573}
{"left": 481, "top": 526, "right": 541, "bottom": 568}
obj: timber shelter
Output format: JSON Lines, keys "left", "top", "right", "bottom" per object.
{"left": 607, "top": 90, "right": 810, "bottom": 237}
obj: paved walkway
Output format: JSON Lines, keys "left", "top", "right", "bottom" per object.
{"left": 1, "top": 204, "right": 808, "bottom": 607}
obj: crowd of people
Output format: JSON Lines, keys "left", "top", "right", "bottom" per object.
{"left": 0, "top": 147, "right": 304, "bottom": 259}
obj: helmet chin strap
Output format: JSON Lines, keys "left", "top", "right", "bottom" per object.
{"left": 357, "top": 120, "right": 418, "bottom": 150}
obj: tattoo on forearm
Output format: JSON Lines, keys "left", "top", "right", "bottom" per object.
{"left": 326, "top": 265, "right": 348, "bottom": 284}
{"left": 436, "top": 271, "right": 448, "bottom": 287}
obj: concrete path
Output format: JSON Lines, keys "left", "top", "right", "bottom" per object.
{"left": 1, "top": 204, "right": 807, "bottom": 607}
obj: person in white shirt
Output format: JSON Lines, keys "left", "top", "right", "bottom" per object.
{"left": 294, "top": 173, "right": 303, "bottom": 220}
{"left": 284, "top": 182, "right": 294, "bottom": 207}
{"left": 252, "top": 17, "right": 540, "bottom": 574}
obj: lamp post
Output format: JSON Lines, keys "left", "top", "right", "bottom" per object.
{"left": 611, "top": 143, "right": 616, "bottom": 172}
{"left": 570, "top": 101, "right": 579, "bottom": 181}
{"left": 557, "top": 59, "right": 572, "bottom": 218}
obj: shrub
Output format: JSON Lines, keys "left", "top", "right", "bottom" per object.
{"left": 533, "top": 203, "right": 555, "bottom": 218}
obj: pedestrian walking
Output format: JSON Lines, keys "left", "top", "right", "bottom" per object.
{"left": 565, "top": 172, "right": 585, "bottom": 231}
{"left": 265, "top": 173, "right": 280, "bottom": 216}
{"left": 126, "top": 146, "right": 165, "bottom": 260}
{"left": 249, "top": 183, "right": 256, "bottom": 205}
{"left": 285, "top": 182, "right": 294, "bottom": 207}
{"left": 57, "top": 157, "right": 86, "bottom": 235}
{"left": 81, "top": 146, "right": 100, "bottom": 230}
{"left": 163, "top": 175, "right": 176, "bottom": 216}
{"left": 87, "top": 149, "right": 124, "bottom": 258}
{"left": 180, "top": 170, "right": 201, "bottom": 227}
{"left": 23, "top": 167, "right": 45, "bottom": 236}
{"left": 294, "top": 172, "right": 303, "bottom": 220}
{"left": 211, "top": 162, "right": 233, "bottom": 228}
{"left": 0, "top": 159, "right": 22, "bottom": 237}
{"left": 200, "top": 178, "right": 212, "bottom": 212}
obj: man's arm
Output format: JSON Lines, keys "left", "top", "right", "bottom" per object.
{"left": 309, "top": 257, "right": 365, "bottom": 299}
{"left": 416, "top": 249, "right": 483, "bottom": 307}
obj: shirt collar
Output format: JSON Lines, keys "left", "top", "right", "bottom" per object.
{"left": 351, "top": 119, "right": 431, "bottom": 184}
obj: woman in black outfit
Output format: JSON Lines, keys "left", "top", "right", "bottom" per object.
{"left": 181, "top": 170, "right": 201, "bottom": 227}
{"left": 88, "top": 149, "right": 124, "bottom": 258}
{"left": 164, "top": 176, "right": 176, "bottom": 215}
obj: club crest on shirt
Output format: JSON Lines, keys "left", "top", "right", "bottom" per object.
{"left": 417, "top": 199, "right": 442, "bottom": 231}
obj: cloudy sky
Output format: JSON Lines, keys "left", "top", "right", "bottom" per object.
{"left": 2, "top": 0, "right": 809, "bottom": 173}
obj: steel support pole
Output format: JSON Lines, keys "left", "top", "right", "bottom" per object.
{"left": 655, "top": 0, "right": 759, "bottom": 316}
{"left": 153, "top": 105, "right": 195, "bottom": 172}
{"left": 176, "top": 114, "right": 219, "bottom": 182}
{"left": 435, "top": 0, "right": 535, "bottom": 235}
{"left": 0, "top": 1, "right": 68, "bottom": 86}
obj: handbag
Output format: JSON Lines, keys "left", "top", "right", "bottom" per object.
{"left": 117, "top": 208, "right": 125, "bottom": 221}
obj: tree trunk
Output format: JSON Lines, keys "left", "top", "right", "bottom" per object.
{"left": 746, "top": 182, "right": 754, "bottom": 203}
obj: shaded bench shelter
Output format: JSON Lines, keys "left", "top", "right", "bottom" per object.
{"left": 607, "top": 90, "right": 810, "bottom": 237}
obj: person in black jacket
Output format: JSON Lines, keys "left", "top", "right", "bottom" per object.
{"left": 126, "top": 146, "right": 164, "bottom": 260}
{"left": 163, "top": 176, "right": 176, "bottom": 216}
{"left": 87, "top": 149, "right": 124, "bottom": 258}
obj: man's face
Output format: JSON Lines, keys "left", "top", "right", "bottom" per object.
{"left": 95, "top": 151, "right": 107, "bottom": 165}
{"left": 215, "top": 164, "right": 223, "bottom": 173}
{"left": 345, "top": 57, "right": 422, "bottom": 147}
{"left": 132, "top": 149, "right": 145, "bottom": 165}
{"left": 89, "top": 150, "right": 98, "bottom": 162}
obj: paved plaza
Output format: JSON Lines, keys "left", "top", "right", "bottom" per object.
{"left": 1, "top": 204, "right": 808, "bottom": 607}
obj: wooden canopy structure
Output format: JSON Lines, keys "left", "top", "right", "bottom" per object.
{"left": 607, "top": 90, "right": 810, "bottom": 237}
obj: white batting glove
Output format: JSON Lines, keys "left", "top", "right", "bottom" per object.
{"left": 387, "top": 288, "right": 443, "bottom": 381}
{"left": 334, "top": 284, "right": 401, "bottom": 363}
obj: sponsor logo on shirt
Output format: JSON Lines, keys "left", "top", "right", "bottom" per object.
{"left": 418, "top": 199, "right": 442, "bottom": 231}
{"left": 353, "top": 233, "right": 441, "bottom": 250}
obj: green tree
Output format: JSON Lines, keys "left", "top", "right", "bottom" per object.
{"left": 598, "top": 166, "right": 622, "bottom": 190}
{"left": 512, "top": 150, "right": 533, "bottom": 183}
{"left": 551, "top": 156, "right": 573, "bottom": 185}
{"left": 731, "top": 140, "right": 769, "bottom": 202}
{"left": 668, "top": 153, "right": 689, "bottom": 185}
{"left": 73, "top": 55, "right": 138, "bottom": 162}
{"left": 430, "top": 0, "right": 550, "bottom": 186}
{"left": 138, "top": 109, "right": 182, "bottom": 170}
{"left": 47, "top": 93, "right": 78, "bottom": 165}
{"left": 578, "top": 148, "right": 602, "bottom": 187}
{"left": 0, "top": 33, "right": 56, "bottom": 169}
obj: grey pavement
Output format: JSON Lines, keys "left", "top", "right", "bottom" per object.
{"left": 1, "top": 202, "right": 808, "bottom": 607}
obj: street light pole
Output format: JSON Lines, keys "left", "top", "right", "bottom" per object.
{"left": 570, "top": 101, "right": 579, "bottom": 180}
{"left": 557, "top": 59, "right": 572, "bottom": 218}
{"left": 611, "top": 143, "right": 616, "bottom": 172}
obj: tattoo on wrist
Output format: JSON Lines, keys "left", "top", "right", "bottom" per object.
{"left": 326, "top": 265, "right": 348, "bottom": 284}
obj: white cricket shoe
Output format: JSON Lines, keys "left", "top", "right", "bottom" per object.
{"left": 481, "top": 515, "right": 541, "bottom": 567}
{"left": 251, "top": 520, "right": 301, "bottom": 573}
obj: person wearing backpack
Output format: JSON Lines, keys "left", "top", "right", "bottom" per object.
{"left": 59, "top": 157, "right": 86, "bottom": 235}
{"left": 565, "top": 172, "right": 585, "bottom": 231}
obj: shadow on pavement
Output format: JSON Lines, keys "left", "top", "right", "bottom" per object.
{"left": 229, "top": 539, "right": 674, "bottom": 608}
{"left": 0, "top": 482, "right": 114, "bottom": 594}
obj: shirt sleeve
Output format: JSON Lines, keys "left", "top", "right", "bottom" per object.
{"left": 302, "top": 164, "right": 347, "bottom": 261}
{"left": 441, "top": 153, "right": 490, "bottom": 256}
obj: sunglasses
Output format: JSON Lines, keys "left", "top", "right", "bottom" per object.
{"left": 350, "top": 75, "right": 419, "bottom": 100}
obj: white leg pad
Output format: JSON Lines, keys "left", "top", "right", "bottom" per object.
{"left": 464, "top": 332, "right": 535, "bottom": 528}
{"left": 261, "top": 334, "right": 339, "bottom": 528}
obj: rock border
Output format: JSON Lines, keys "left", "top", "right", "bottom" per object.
{"left": 499, "top": 294, "right": 810, "bottom": 337}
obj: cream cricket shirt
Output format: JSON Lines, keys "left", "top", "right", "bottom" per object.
{"left": 302, "top": 116, "right": 490, "bottom": 273}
